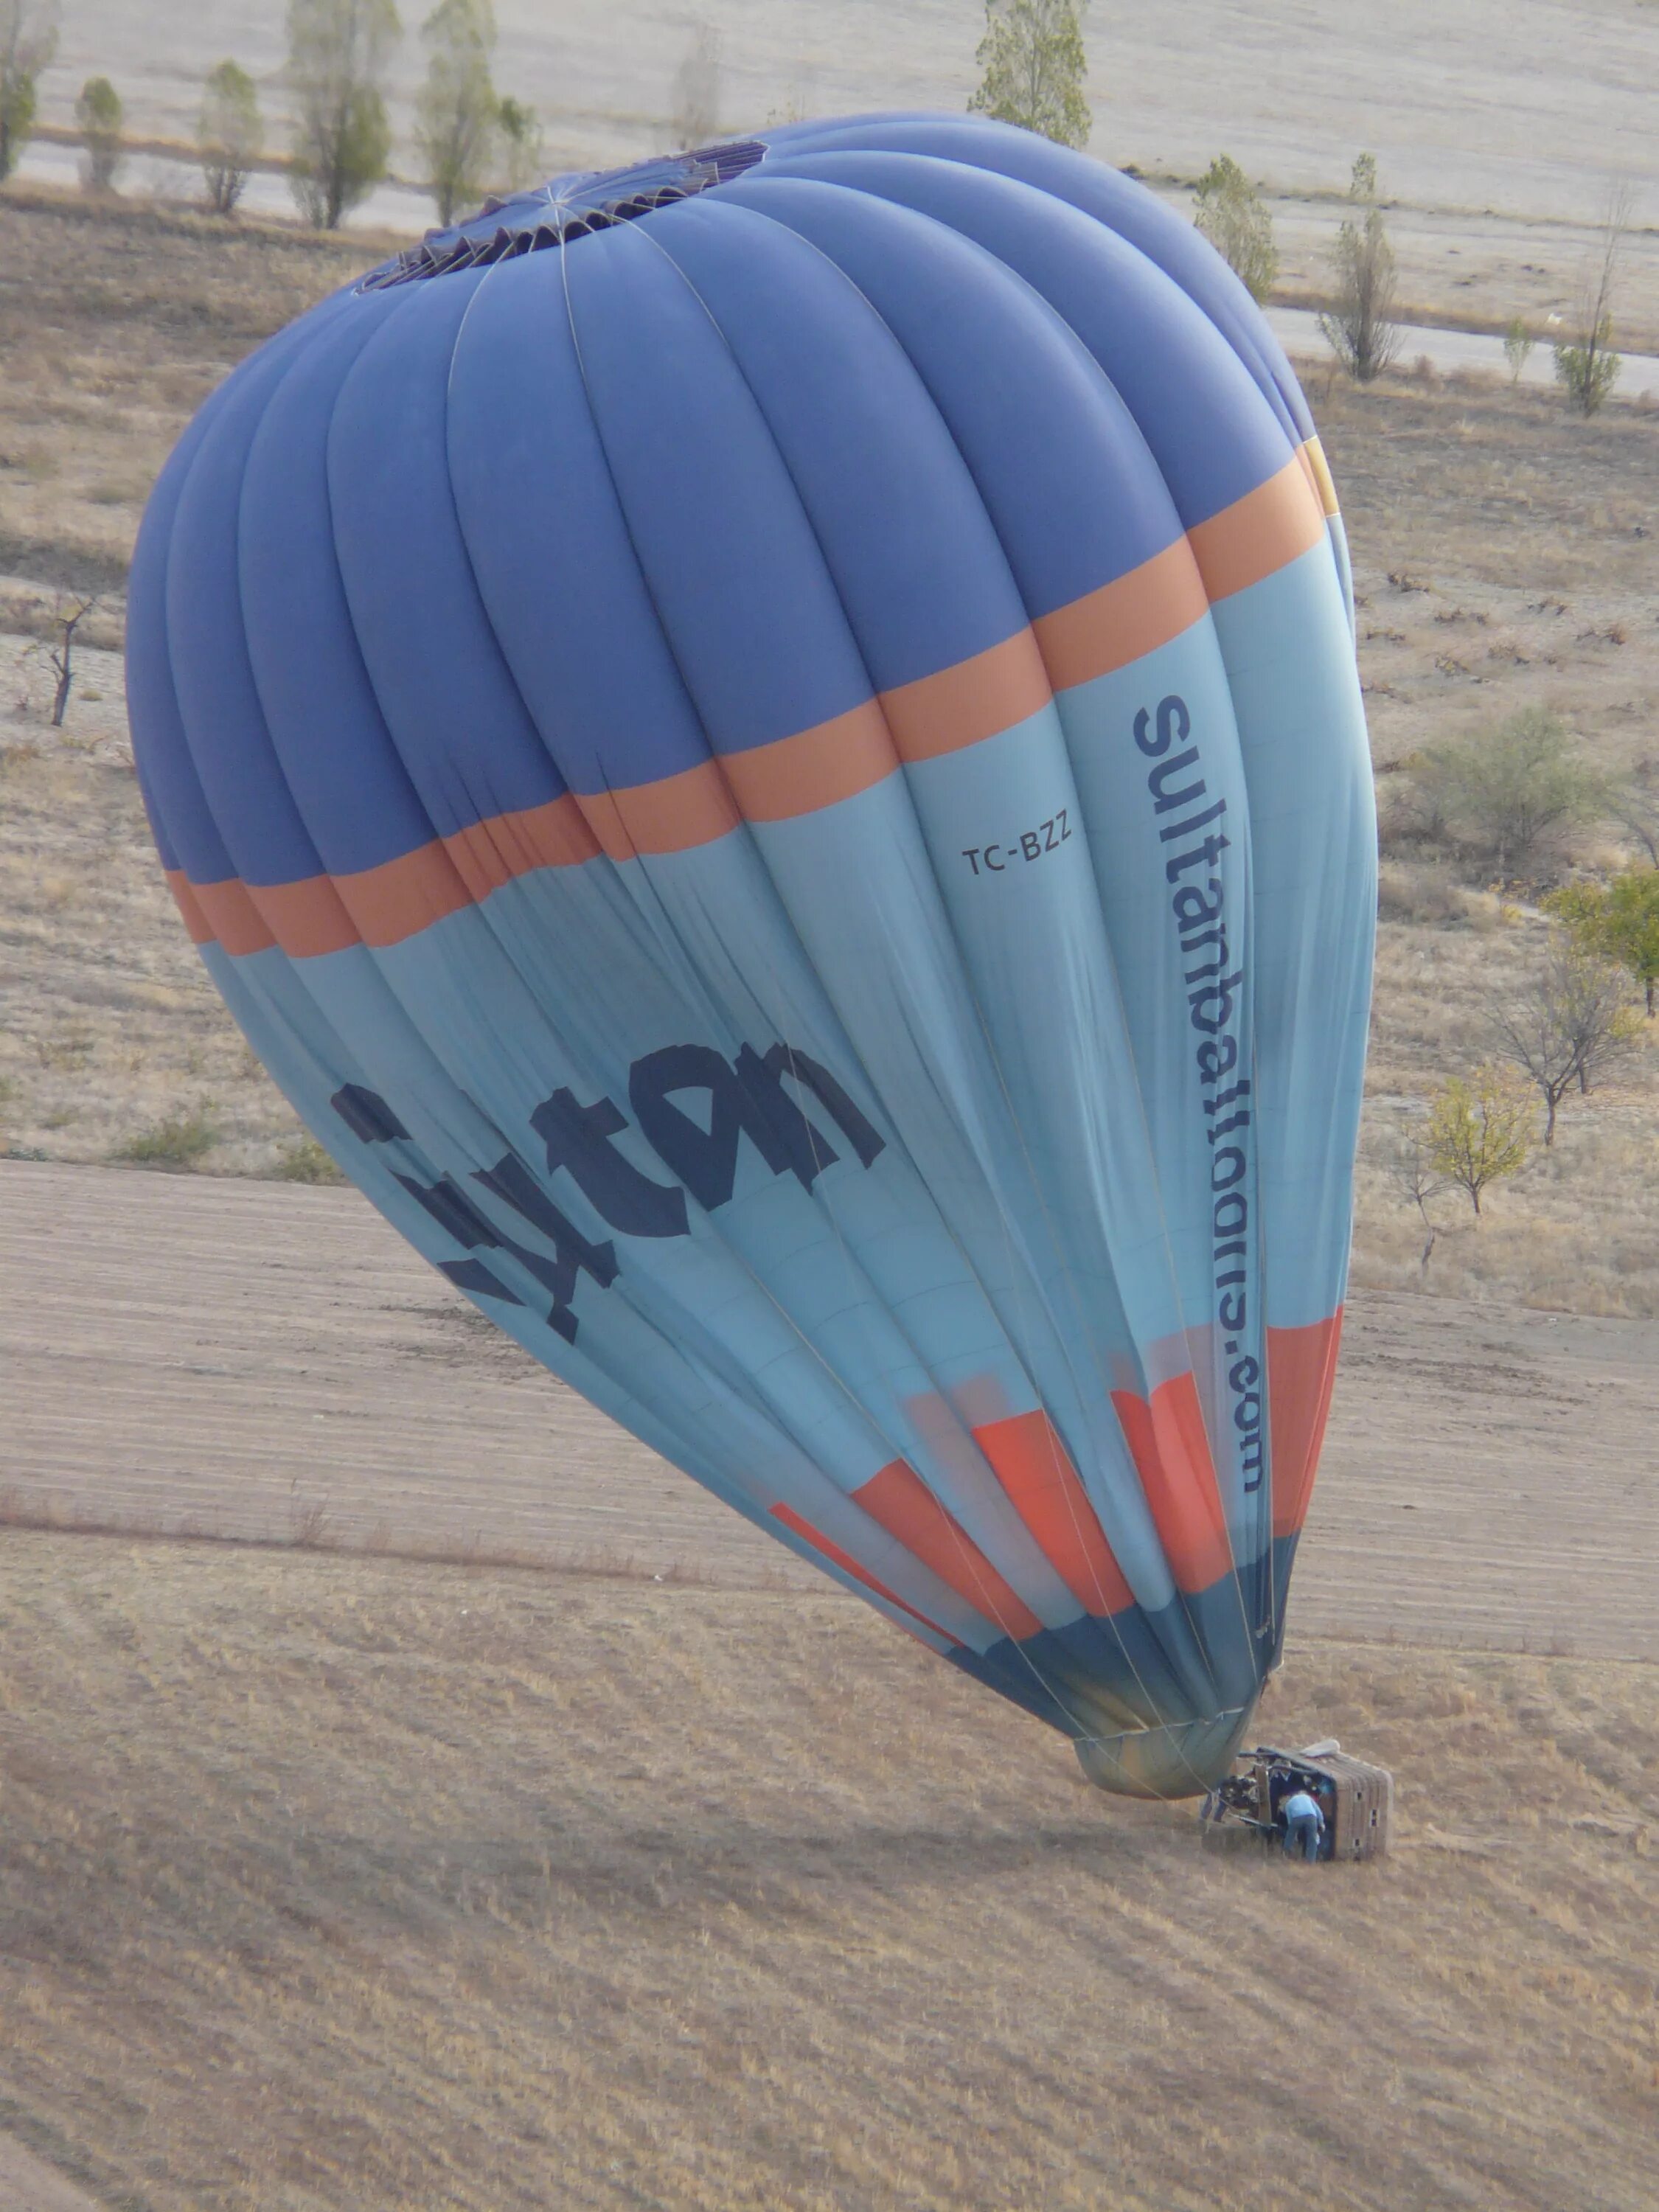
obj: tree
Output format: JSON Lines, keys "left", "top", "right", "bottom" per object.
{"left": 494, "top": 93, "right": 540, "bottom": 192}
{"left": 75, "top": 74, "right": 124, "bottom": 192}
{"left": 1546, "top": 870, "right": 1659, "bottom": 1018}
{"left": 0, "top": 0, "right": 58, "bottom": 186}
{"left": 1610, "top": 758, "right": 1659, "bottom": 869}
{"left": 1193, "top": 153, "right": 1278, "bottom": 304}
{"left": 669, "top": 19, "right": 722, "bottom": 150}
{"left": 969, "top": 0, "right": 1089, "bottom": 151}
{"left": 1554, "top": 184, "right": 1630, "bottom": 417}
{"left": 1492, "top": 936, "right": 1641, "bottom": 1144}
{"left": 1384, "top": 1123, "right": 1452, "bottom": 1273}
{"left": 1502, "top": 317, "right": 1534, "bottom": 385}
{"left": 287, "top": 0, "right": 401, "bottom": 231}
{"left": 1318, "top": 153, "right": 1400, "bottom": 382}
{"left": 198, "top": 59, "right": 262, "bottom": 215}
{"left": 1425, "top": 1065, "right": 1534, "bottom": 1214}
{"left": 415, "top": 0, "right": 498, "bottom": 226}
{"left": 1414, "top": 705, "right": 1605, "bottom": 879}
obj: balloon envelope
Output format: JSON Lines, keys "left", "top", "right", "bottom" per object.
{"left": 127, "top": 115, "right": 1374, "bottom": 1797}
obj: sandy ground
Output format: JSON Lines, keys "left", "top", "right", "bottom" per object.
{"left": 0, "top": 2133, "right": 102, "bottom": 2212}
{"left": 0, "top": 1534, "right": 1652, "bottom": 2212}
{"left": 3, "top": 1161, "right": 1654, "bottom": 1665}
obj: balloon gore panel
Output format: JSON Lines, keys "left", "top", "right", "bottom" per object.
{"left": 128, "top": 115, "right": 1374, "bottom": 1798}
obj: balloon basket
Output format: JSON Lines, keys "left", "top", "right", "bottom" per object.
{"left": 1197, "top": 1742, "right": 1394, "bottom": 1863}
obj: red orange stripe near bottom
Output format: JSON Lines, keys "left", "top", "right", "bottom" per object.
{"left": 1267, "top": 1310, "right": 1344, "bottom": 1540}
{"left": 780, "top": 1301, "right": 1344, "bottom": 1644}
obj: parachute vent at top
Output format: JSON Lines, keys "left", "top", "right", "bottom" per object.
{"left": 360, "top": 140, "right": 770, "bottom": 291}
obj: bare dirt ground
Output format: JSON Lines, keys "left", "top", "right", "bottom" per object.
{"left": 0, "top": 2132, "right": 102, "bottom": 2212}
{"left": 0, "top": 1534, "right": 1653, "bottom": 2212}
{"left": 4, "top": 1161, "right": 1655, "bottom": 1664}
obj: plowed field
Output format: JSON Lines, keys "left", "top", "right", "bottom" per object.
{"left": 3, "top": 1160, "right": 1654, "bottom": 1662}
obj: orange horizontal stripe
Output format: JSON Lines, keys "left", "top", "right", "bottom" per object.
{"left": 973, "top": 1411, "right": 1134, "bottom": 1617}
{"left": 769, "top": 1502, "right": 953, "bottom": 1642}
{"left": 164, "top": 456, "right": 1329, "bottom": 956}
{"left": 577, "top": 757, "right": 742, "bottom": 860}
{"left": 878, "top": 626, "right": 1051, "bottom": 761}
{"left": 190, "top": 874, "right": 278, "bottom": 957}
{"left": 721, "top": 697, "right": 897, "bottom": 821}
{"left": 442, "top": 793, "right": 601, "bottom": 899}
{"left": 165, "top": 869, "right": 217, "bottom": 947}
{"left": 1268, "top": 1310, "right": 1344, "bottom": 1540}
{"left": 332, "top": 838, "right": 473, "bottom": 949}
{"left": 1033, "top": 537, "right": 1208, "bottom": 693}
{"left": 853, "top": 1459, "right": 1044, "bottom": 1643}
{"left": 1188, "top": 452, "right": 1326, "bottom": 605}
{"left": 1110, "top": 1375, "right": 1234, "bottom": 1596}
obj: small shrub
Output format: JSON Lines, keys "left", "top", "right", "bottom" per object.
{"left": 1554, "top": 324, "right": 1621, "bottom": 415}
{"left": 1318, "top": 153, "right": 1400, "bottom": 382}
{"left": 198, "top": 58, "right": 262, "bottom": 217}
{"left": 75, "top": 74, "right": 124, "bottom": 192}
{"left": 271, "top": 1135, "right": 345, "bottom": 1184}
{"left": 1503, "top": 318, "right": 1534, "bottom": 384}
{"left": 1414, "top": 706, "right": 1607, "bottom": 880}
{"left": 116, "top": 1107, "right": 218, "bottom": 1170}
{"left": 1193, "top": 153, "right": 1278, "bottom": 304}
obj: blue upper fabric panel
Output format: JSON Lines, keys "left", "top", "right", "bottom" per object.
{"left": 702, "top": 176, "right": 1180, "bottom": 626}
{"left": 239, "top": 293, "right": 456, "bottom": 880}
{"left": 326, "top": 271, "right": 572, "bottom": 830}
{"left": 734, "top": 154, "right": 1295, "bottom": 533}
{"left": 444, "top": 247, "right": 717, "bottom": 796}
{"left": 758, "top": 115, "right": 1315, "bottom": 447}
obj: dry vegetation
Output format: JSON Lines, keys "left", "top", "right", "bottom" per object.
{"left": 1, "top": 188, "right": 1657, "bottom": 1310}
{"left": 0, "top": 1532, "right": 1651, "bottom": 2212}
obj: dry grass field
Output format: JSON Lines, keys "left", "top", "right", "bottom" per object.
{"left": 0, "top": 1531, "right": 1654, "bottom": 2212}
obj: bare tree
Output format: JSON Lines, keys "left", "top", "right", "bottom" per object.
{"left": 1194, "top": 153, "right": 1278, "bottom": 304}
{"left": 1554, "top": 184, "right": 1630, "bottom": 417}
{"left": 44, "top": 596, "right": 96, "bottom": 727}
{"left": 1384, "top": 1123, "right": 1452, "bottom": 1273}
{"left": 0, "top": 0, "right": 59, "bottom": 184}
{"left": 287, "top": 0, "right": 402, "bottom": 231}
{"left": 199, "top": 58, "right": 262, "bottom": 215}
{"left": 416, "top": 0, "right": 499, "bottom": 226}
{"left": 670, "top": 19, "right": 722, "bottom": 150}
{"left": 1491, "top": 936, "right": 1641, "bottom": 1144}
{"left": 76, "top": 74, "right": 125, "bottom": 192}
{"left": 1319, "top": 153, "right": 1401, "bottom": 382}
{"left": 968, "top": 0, "right": 1089, "bottom": 151}
{"left": 1425, "top": 1066, "right": 1534, "bottom": 1217}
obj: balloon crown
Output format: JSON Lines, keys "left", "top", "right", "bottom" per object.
{"left": 360, "top": 139, "right": 769, "bottom": 292}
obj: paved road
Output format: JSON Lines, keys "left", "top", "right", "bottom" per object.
{"left": 3, "top": 1161, "right": 1654, "bottom": 1660}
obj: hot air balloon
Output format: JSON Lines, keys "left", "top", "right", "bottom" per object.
{"left": 126, "top": 114, "right": 1374, "bottom": 1798}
